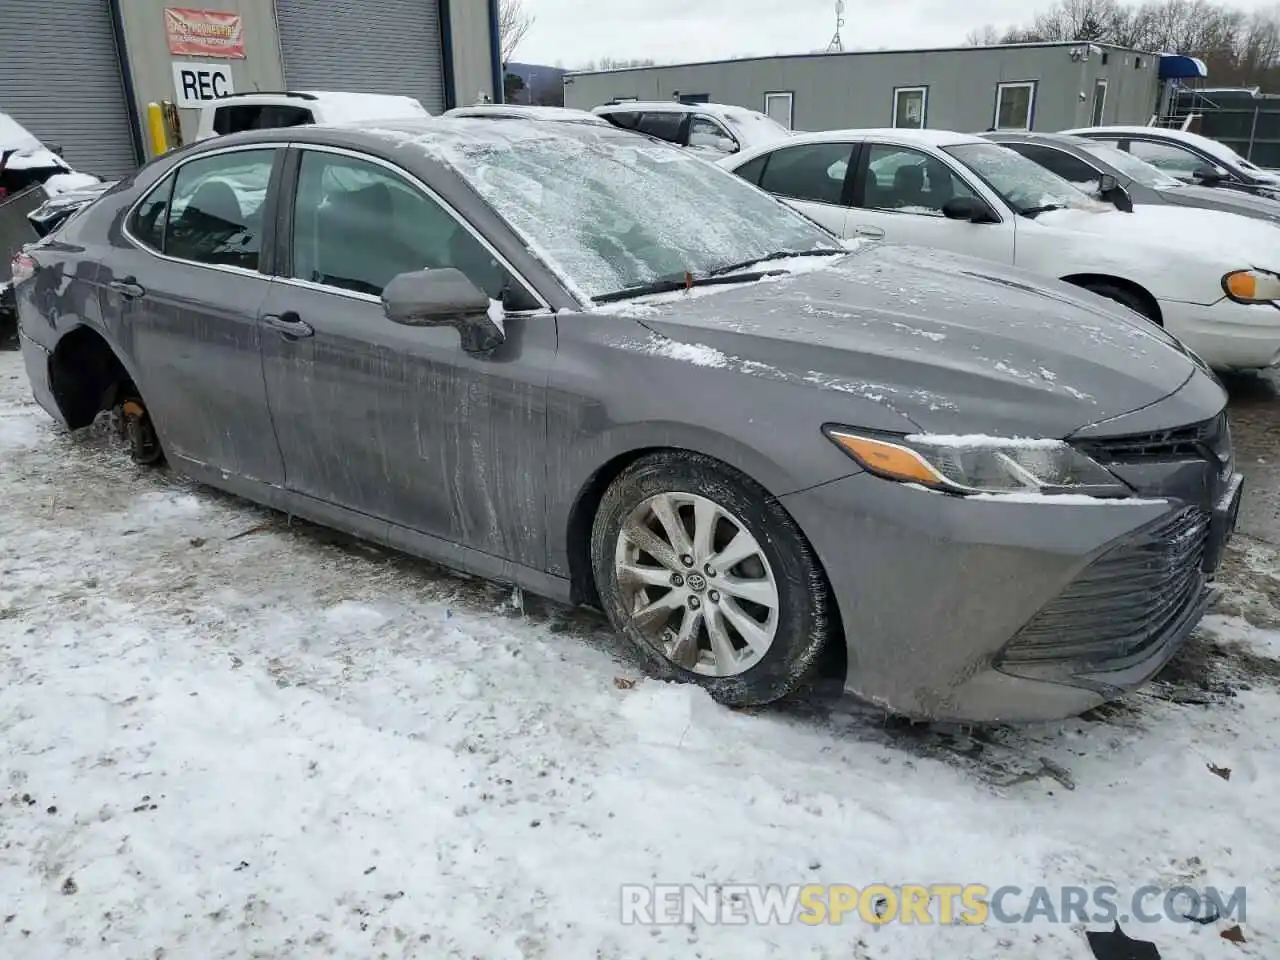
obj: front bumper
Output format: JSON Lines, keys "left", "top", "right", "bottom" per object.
{"left": 781, "top": 468, "right": 1242, "bottom": 724}
{"left": 1159, "top": 297, "right": 1280, "bottom": 370}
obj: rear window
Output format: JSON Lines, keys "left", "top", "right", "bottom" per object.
{"left": 212, "top": 104, "right": 315, "bottom": 136}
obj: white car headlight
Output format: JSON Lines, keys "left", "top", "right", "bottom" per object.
{"left": 825, "top": 430, "right": 1128, "bottom": 496}
{"left": 1222, "top": 268, "right": 1280, "bottom": 304}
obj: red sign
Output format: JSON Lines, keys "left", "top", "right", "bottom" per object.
{"left": 164, "top": 8, "right": 245, "bottom": 59}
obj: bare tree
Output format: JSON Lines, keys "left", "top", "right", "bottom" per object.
{"left": 964, "top": 24, "right": 1002, "bottom": 45}
{"left": 499, "top": 0, "right": 534, "bottom": 64}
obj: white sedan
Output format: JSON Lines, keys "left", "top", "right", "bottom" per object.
{"left": 719, "top": 128, "right": 1280, "bottom": 370}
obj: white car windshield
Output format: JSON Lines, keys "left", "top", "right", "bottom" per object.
{"left": 1078, "top": 142, "right": 1182, "bottom": 189}
{"left": 436, "top": 132, "right": 841, "bottom": 300}
{"left": 945, "top": 142, "right": 1108, "bottom": 215}
{"left": 721, "top": 109, "right": 790, "bottom": 144}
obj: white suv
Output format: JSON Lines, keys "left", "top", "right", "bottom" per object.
{"left": 195, "top": 90, "right": 429, "bottom": 141}
{"left": 591, "top": 101, "right": 790, "bottom": 157}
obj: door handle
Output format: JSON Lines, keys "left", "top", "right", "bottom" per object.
{"left": 109, "top": 277, "right": 146, "bottom": 298}
{"left": 853, "top": 225, "right": 885, "bottom": 239}
{"left": 262, "top": 311, "right": 314, "bottom": 339}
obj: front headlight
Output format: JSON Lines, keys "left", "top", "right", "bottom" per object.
{"left": 1222, "top": 268, "right": 1280, "bottom": 304}
{"left": 825, "top": 429, "right": 1128, "bottom": 496}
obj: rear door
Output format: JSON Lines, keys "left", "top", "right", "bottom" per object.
{"left": 846, "top": 141, "right": 1016, "bottom": 263}
{"left": 257, "top": 145, "right": 555, "bottom": 566}
{"left": 105, "top": 144, "right": 285, "bottom": 483}
{"left": 744, "top": 140, "right": 858, "bottom": 235}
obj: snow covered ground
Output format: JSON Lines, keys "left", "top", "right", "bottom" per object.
{"left": 0, "top": 349, "right": 1275, "bottom": 959}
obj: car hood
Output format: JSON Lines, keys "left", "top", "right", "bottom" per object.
{"left": 1034, "top": 203, "right": 1280, "bottom": 266}
{"left": 623, "top": 243, "right": 1202, "bottom": 438}
{"left": 1157, "top": 182, "right": 1280, "bottom": 223}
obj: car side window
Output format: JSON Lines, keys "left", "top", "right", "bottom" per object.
{"left": 688, "top": 116, "right": 738, "bottom": 155}
{"left": 636, "top": 112, "right": 683, "bottom": 143}
{"left": 1123, "top": 140, "right": 1205, "bottom": 179}
{"left": 1006, "top": 144, "right": 1101, "bottom": 189}
{"left": 164, "top": 149, "right": 276, "bottom": 270}
{"left": 733, "top": 154, "right": 770, "bottom": 186}
{"left": 129, "top": 175, "right": 176, "bottom": 252}
{"left": 292, "top": 150, "right": 534, "bottom": 306}
{"left": 756, "top": 142, "right": 854, "bottom": 205}
{"left": 862, "top": 144, "right": 977, "bottom": 215}
{"left": 601, "top": 111, "right": 641, "bottom": 131}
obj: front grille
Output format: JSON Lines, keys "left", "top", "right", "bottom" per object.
{"left": 1074, "top": 412, "right": 1227, "bottom": 465}
{"left": 1001, "top": 507, "right": 1210, "bottom": 666}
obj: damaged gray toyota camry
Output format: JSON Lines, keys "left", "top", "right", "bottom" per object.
{"left": 11, "top": 118, "right": 1242, "bottom": 723}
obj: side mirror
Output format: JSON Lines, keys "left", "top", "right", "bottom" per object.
{"left": 1192, "top": 164, "right": 1227, "bottom": 184}
{"left": 382, "top": 267, "right": 504, "bottom": 353}
{"left": 941, "top": 196, "right": 995, "bottom": 223}
{"left": 1096, "top": 173, "right": 1134, "bottom": 212}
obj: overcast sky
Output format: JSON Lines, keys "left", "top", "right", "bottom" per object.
{"left": 517, "top": 0, "right": 1278, "bottom": 67}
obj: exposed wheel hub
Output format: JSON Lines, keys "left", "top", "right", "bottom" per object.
{"left": 119, "top": 398, "right": 162, "bottom": 465}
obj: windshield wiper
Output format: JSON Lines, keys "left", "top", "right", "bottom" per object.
{"left": 1019, "top": 203, "right": 1065, "bottom": 218}
{"left": 707, "top": 248, "right": 843, "bottom": 277}
{"left": 592, "top": 271, "right": 777, "bottom": 304}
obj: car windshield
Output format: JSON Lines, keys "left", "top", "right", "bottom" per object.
{"left": 1078, "top": 141, "right": 1182, "bottom": 188}
{"left": 722, "top": 109, "right": 790, "bottom": 143}
{"left": 434, "top": 131, "right": 841, "bottom": 300}
{"left": 945, "top": 142, "right": 1109, "bottom": 215}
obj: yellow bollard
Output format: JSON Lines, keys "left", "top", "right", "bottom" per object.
{"left": 146, "top": 102, "right": 168, "bottom": 158}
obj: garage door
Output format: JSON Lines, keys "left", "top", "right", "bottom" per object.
{"left": 0, "top": 0, "right": 138, "bottom": 179}
{"left": 275, "top": 0, "right": 447, "bottom": 115}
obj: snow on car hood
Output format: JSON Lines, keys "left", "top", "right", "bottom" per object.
{"left": 625, "top": 243, "right": 1203, "bottom": 438}
{"left": 1035, "top": 203, "right": 1280, "bottom": 269}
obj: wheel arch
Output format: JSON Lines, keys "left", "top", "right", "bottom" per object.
{"left": 1059, "top": 273, "right": 1163, "bottom": 326}
{"left": 47, "top": 324, "right": 142, "bottom": 429}
{"left": 560, "top": 430, "right": 831, "bottom": 605}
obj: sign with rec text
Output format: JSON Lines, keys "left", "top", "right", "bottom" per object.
{"left": 164, "top": 7, "right": 246, "bottom": 59}
{"left": 171, "top": 62, "right": 235, "bottom": 109}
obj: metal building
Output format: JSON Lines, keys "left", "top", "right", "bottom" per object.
{"left": 564, "top": 42, "right": 1164, "bottom": 135}
{"left": 0, "top": 0, "right": 501, "bottom": 180}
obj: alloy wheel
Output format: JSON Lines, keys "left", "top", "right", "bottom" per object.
{"left": 613, "top": 491, "right": 779, "bottom": 677}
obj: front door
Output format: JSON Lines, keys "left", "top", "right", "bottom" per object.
{"left": 846, "top": 142, "right": 1016, "bottom": 263}
{"left": 103, "top": 145, "right": 285, "bottom": 484}
{"left": 258, "top": 146, "right": 555, "bottom": 566}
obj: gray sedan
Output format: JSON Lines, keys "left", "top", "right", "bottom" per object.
{"left": 985, "top": 131, "right": 1280, "bottom": 225}
{"left": 12, "top": 118, "right": 1242, "bottom": 723}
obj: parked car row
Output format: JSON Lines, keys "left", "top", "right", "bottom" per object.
{"left": 9, "top": 115, "right": 1244, "bottom": 725}
{"left": 718, "top": 127, "right": 1280, "bottom": 371}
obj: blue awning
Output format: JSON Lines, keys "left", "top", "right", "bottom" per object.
{"left": 1159, "top": 55, "right": 1208, "bottom": 80}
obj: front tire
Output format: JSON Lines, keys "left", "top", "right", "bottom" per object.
{"left": 590, "top": 451, "right": 834, "bottom": 706}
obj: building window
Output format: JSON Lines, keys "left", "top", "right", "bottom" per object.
{"left": 764, "top": 91, "right": 794, "bottom": 129}
{"left": 1091, "top": 79, "right": 1108, "bottom": 126}
{"left": 994, "top": 81, "right": 1037, "bottom": 130}
{"left": 893, "top": 86, "right": 928, "bottom": 129}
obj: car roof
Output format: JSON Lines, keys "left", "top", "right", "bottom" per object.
{"left": 983, "top": 131, "right": 1098, "bottom": 149}
{"left": 444, "top": 105, "right": 609, "bottom": 124}
{"left": 189, "top": 115, "right": 654, "bottom": 156}
{"left": 594, "top": 101, "right": 756, "bottom": 115}
{"left": 1062, "top": 125, "right": 1234, "bottom": 154}
{"left": 774, "top": 128, "right": 986, "bottom": 148}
